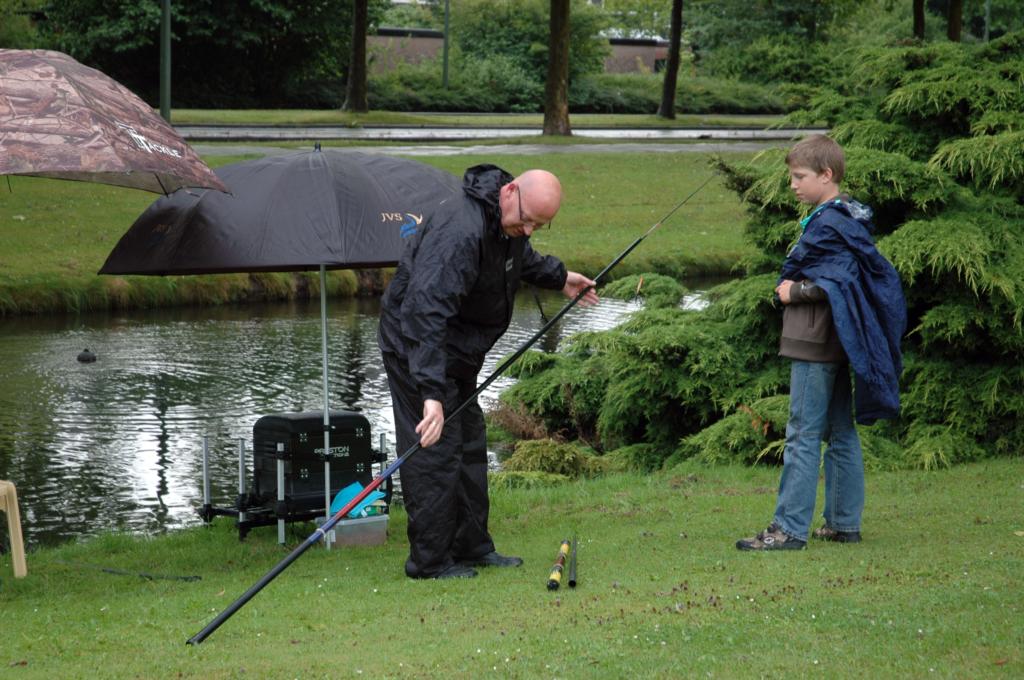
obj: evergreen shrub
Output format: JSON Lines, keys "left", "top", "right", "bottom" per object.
{"left": 369, "top": 55, "right": 542, "bottom": 112}
{"left": 500, "top": 31, "right": 1024, "bottom": 470}
{"left": 502, "top": 439, "right": 603, "bottom": 478}
{"left": 676, "top": 77, "right": 789, "bottom": 114}
{"left": 569, "top": 74, "right": 662, "bottom": 113}
{"left": 602, "top": 273, "right": 686, "bottom": 309}
{"left": 603, "top": 443, "right": 664, "bottom": 472}
{"left": 371, "top": 66, "right": 793, "bottom": 115}
{"left": 489, "top": 471, "right": 571, "bottom": 489}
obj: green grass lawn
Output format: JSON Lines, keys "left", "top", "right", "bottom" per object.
{"left": 3, "top": 458, "right": 1021, "bottom": 678}
{"left": 0, "top": 151, "right": 755, "bottom": 314}
{"left": 169, "top": 109, "right": 786, "bottom": 128}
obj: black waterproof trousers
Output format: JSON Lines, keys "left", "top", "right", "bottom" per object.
{"left": 383, "top": 351, "right": 495, "bottom": 578}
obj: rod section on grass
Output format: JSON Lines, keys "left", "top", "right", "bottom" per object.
{"left": 547, "top": 539, "right": 571, "bottom": 591}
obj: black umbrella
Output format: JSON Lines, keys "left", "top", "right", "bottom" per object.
{"left": 101, "top": 149, "right": 463, "bottom": 541}
{"left": 100, "top": 149, "right": 461, "bottom": 274}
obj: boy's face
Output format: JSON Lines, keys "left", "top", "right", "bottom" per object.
{"left": 788, "top": 164, "right": 837, "bottom": 206}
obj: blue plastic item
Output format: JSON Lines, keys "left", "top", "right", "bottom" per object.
{"left": 330, "top": 482, "right": 385, "bottom": 518}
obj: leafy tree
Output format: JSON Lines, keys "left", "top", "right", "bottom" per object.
{"left": 343, "top": 0, "right": 369, "bottom": 112}
{"left": 947, "top": 0, "right": 964, "bottom": 40}
{"left": 656, "top": 0, "right": 683, "bottom": 119}
{"left": 449, "top": 0, "right": 608, "bottom": 86}
{"left": 602, "top": 0, "right": 674, "bottom": 38}
{"left": 381, "top": 0, "right": 443, "bottom": 29}
{"left": 543, "top": 0, "right": 572, "bottom": 135}
{"left": 36, "top": 0, "right": 388, "bottom": 108}
{"left": 927, "top": 0, "right": 1024, "bottom": 40}
{"left": 688, "top": 0, "right": 860, "bottom": 53}
{"left": 0, "top": 0, "right": 44, "bottom": 48}
{"left": 687, "top": 0, "right": 861, "bottom": 81}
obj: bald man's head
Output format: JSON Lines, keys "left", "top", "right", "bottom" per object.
{"left": 499, "top": 169, "right": 562, "bottom": 238}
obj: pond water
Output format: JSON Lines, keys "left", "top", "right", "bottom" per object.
{"left": 0, "top": 289, "right": 686, "bottom": 548}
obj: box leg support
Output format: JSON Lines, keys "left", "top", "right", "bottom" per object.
{"left": 0, "top": 480, "right": 28, "bottom": 578}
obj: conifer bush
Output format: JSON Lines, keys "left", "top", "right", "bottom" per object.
{"left": 501, "top": 31, "right": 1024, "bottom": 470}
{"left": 502, "top": 439, "right": 603, "bottom": 478}
{"left": 602, "top": 273, "right": 687, "bottom": 309}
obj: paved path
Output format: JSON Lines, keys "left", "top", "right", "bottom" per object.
{"left": 194, "top": 140, "right": 786, "bottom": 157}
{"left": 178, "top": 124, "right": 822, "bottom": 142}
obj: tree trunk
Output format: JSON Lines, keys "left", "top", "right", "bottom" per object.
{"left": 543, "top": 0, "right": 571, "bottom": 136}
{"left": 947, "top": 0, "right": 963, "bottom": 42}
{"left": 657, "top": 0, "right": 683, "bottom": 120}
{"left": 342, "top": 0, "right": 368, "bottom": 112}
{"left": 913, "top": 0, "right": 925, "bottom": 40}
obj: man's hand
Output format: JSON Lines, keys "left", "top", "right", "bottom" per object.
{"left": 415, "top": 399, "right": 444, "bottom": 448}
{"left": 775, "top": 279, "right": 795, "bottom": 305}
{"left": 563, "top": 271, "right": 599, "bottom": 307}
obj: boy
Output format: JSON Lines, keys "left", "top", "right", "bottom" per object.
{"left": 737, "top": 134, "right": 906, "bottom": 551}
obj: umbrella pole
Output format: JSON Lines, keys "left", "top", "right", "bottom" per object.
{"left": 186, "top": 180, "right": 713, "bottom": 645}
{"left": 320, "top": 265, "right": 332, "bottom": 551}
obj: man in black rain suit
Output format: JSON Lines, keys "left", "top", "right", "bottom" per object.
{"left": 378, "top": 165, "right": 599, "bottom": 579}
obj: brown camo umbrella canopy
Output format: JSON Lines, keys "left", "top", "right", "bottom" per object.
{"left": 0, "top": 49, "right": 227, "bottom": 194}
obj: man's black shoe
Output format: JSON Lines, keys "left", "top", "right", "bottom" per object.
{"left": 432, "top": 564, "right": 478, "bottom": 579}
{"left": 458, "top": 551, "right": 523, "bottom": 568}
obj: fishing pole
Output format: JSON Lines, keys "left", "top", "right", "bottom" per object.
{"left": 186, "top": 176, "right": 713, "bottom": 646}
{"left": 567, "top": 536, "right": 578, "bottom": 589}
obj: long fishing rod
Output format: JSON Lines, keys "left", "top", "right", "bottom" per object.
{"left": 186, "top": 176, "right": 713, "bottom": 646}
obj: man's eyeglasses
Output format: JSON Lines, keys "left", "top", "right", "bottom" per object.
{"left": 517, "top": 186, "right": 552, "bottom": 230}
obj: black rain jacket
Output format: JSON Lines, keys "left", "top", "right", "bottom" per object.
{"left": 377, "top": 164, "right": 567, "bottom": 402}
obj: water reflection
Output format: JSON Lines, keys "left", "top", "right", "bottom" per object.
{"left": 0, "top": 290, "right": 644, "bottom": 547}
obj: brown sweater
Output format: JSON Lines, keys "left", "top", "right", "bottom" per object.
{"left": 779, "top": 280, "right": 847, "bottom": 363}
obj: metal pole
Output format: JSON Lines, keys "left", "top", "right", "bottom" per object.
{"left": 237, "top": 439, "right": 246, "bottom": 525}
{"left": 378, "top": 432, "right": 387, "bottom": 498}
{"left": 276, "top": 443, "right": 286, "bottom": 545}
{"left": 201, "top": 436, "right": 211, "bottom": 508}
{"left": 567, "top": 536, "right": 577, "bottom": 588}
{"left": 442, "top": 0, "right": 451, "bottom": 89}
{"left": 320, "top": 265, "right": 332, "bottom": 551}
{"left": 159, "top": 0, "right": 171, "bottom": 122}
{"left": 185, "top": 180, "right": 713, "bottom": 645}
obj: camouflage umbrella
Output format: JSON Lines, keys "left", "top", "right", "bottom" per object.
{"left": 0, "top": 49, "right": 226, "bottom": 194}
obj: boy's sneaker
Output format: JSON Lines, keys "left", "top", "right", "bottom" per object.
{"left": 736, "top": 523, "right": 806, "bottom": 551}
{"left": 812, "top": 525, "right": 862, "bottom": 543}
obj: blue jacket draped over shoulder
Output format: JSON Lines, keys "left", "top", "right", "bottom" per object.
{"left": 779, "top": 199, "right": 907, "bottom": 424}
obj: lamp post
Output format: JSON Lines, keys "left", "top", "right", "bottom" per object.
{"left": 160, "top": 0, "right": 171, "bottom": 122}
{"left": 442, "top": 0, "right": 450, "bottom": 89}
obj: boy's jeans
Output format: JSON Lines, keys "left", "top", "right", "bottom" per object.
{"left": 773, "top": 360, "right": 864, "bottom": 541}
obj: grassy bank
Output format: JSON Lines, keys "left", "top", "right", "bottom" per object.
{"left": 0, "top": 151, "right": 754, "bottom": 316}
{"left": 170, "top": 109, "right": 785, "bottom": 128}
{"left": 2, "top": 459, "right": 1021, "bottom": 678}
